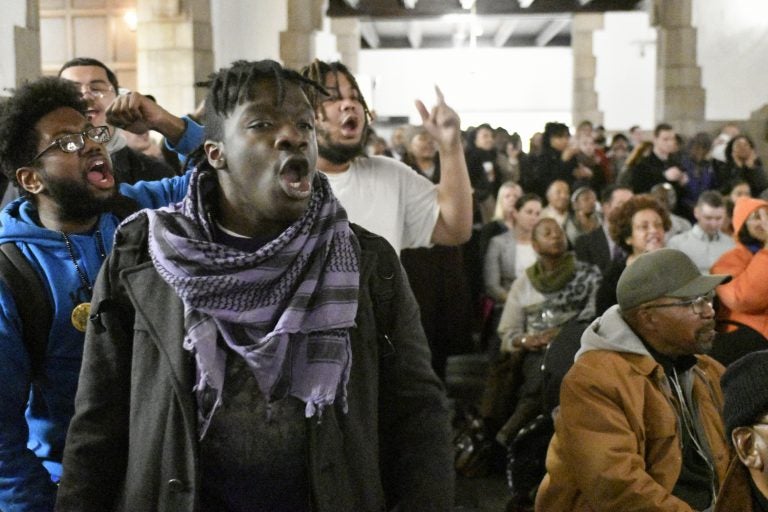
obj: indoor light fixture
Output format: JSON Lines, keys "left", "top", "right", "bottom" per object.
{"left": 123, "top": 10, "right": 137, "bottom": 31}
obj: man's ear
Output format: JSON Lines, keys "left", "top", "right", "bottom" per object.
{"left": 204, "top": 140, "right": 226, "bottom": 170}
{"left": 733, "top": 427, "right": 763, "bottom": 470}
{"left": 16, "top": 167, "right": 44, "bottom": 195}
{"left": 634, "top": 306, "right": 656, "bottom": 327}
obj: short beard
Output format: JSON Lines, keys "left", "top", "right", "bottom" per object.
{"left": 316, "top": 122, "right": 367, "bottom": 165}
{"left": 693, "top": 322, "right": 717, "bottom": 354}
{"left": 318, "top": 141, "right": 366, "bottom": 165}
{"left": 42, "top": 174, "right": 119, "bottom": 222}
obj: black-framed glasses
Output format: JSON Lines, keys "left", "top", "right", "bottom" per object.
{"left": 642, "top": 291, "right": 715, "bottom": 316}
{"left": 28, "top": 126, "right": 111, "bottom": 164}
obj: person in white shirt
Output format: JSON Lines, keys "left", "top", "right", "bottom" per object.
{"left": 668, "top": 190, "right": 735, "bottom": 273}
{"left": 301, "top": 60, "right": 472, "bottom": 254}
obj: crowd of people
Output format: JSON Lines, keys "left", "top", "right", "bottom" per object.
{"left": 370, "top": 94, "right": 768, "bottom": 511}
{"left": 1, "top": 53, "right": 768, "bottom": 512}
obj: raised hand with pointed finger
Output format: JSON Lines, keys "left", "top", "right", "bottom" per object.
{"left": 415, "top": 86, "right": 463, "bottom": 152}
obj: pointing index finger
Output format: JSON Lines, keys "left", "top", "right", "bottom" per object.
{"left": 434, "top": 85, "right": 445, "bottom": 105}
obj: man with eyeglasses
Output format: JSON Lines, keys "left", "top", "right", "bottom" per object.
{"left": 536, "top": 248, "right": 732, "bottom": 512}
{"left": 717, "top": 350, "right": 768, "bottom": 511}
{"left": 0, "top": 76, "right": 191, "bottom": 510}
{"left": 58, "top": 57, "right": 177, "bottom": 184}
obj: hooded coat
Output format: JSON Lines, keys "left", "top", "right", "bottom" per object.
{"left": 535, "top": 306, "right": 730, "bottom": 512}
{"left": 711, "top": 197, "right": 768, "bottom": 340}
{"left": 0, "top": 174, "right": 190, "bottom": 511}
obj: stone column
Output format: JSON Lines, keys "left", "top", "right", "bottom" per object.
{"left": 1, "top": 0, "right": 41, "bottom": 92}
{"left": 136, "top": 0, "right": 213, "bottom": 116}
{"left": 652, "top": 0, "right": 705, "bottom": 135}
{"left": 330, "top": 18, "right": 360, "bottom": 73}
{"left": 746, "top": 104, "right": 768, "bottom": 167}
{"left": 280, "top": 0, "right": 326, "bottom": 71}
{"left": 571, "top": 13, "right": 604, "bottom": 127}
{"left": 16, "top": 0, "right": 41, "bottom": 87}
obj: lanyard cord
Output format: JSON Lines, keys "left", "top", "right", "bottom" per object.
{"left": 61, "top": 230, "right": 107, "bottom": 295}
{"left": 670, "top": 367, "right": 718, "bottom": 503}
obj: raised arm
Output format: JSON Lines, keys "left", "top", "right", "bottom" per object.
{"left": 106, "top": 91, "right": 204, "bottom": 156}
{"left": 415, "top": 87, "right": 472, "bottom": 245}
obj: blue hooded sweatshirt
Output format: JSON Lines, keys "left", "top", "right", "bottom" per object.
{"left": 0, "top": 173, "right": 190, "bottom": 512}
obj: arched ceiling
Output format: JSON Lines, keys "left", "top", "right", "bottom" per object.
{"left": 328, "top": 0, "right": 646, "bottom": 49}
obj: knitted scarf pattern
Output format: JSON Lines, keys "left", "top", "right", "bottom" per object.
{"left": 145, "top": 170, "right": 360, "bottom": 437}
{"left": 526, "top": 252, "right": 577, "bottom": 294}
{"left": 526, "top": 254, "right": 601, "bottom": 323}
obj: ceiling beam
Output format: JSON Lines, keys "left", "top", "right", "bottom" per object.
{"left": 407, "top": 21, "right": 423, "bottom": 48}
{"left": 328, "top": 0, "right": 641, "bottom": 17}
{"left": 535, "top": 18, "right": 570, "bottom": 46}
{"left": 360, "top": 22, "right": 380, "bottom": 48}
{"left": 493, "top": 18, "right": 519, "bottom": 47}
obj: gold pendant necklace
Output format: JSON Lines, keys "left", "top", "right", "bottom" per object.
{"left": 61, "top": 230, "right": 106, "bottom": 332}
{"left": 71, "top": 302, "right": 91, "bottom": 332}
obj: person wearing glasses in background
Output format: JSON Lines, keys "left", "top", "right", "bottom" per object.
{"left": 536, "top": 248, "right": 732, "bottom": 512}
{"left": 0, "top": 77, "right": 191, "bottom": 510}
{"left": 58, "top": 57, "right": 177, "bottom": 184}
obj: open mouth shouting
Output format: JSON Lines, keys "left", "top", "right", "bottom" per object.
{"left": 340, "top": 115, "right": 361, "bottom": 139}
{"left": 85, "top": 155, "right": 115, "bottom": 190}
{"left": 278, "top": 156, "right": 312, "bottom": 200}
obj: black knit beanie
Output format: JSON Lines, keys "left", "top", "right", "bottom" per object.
{"left": 721, "top": 350, "right": 768, "bottom": 437}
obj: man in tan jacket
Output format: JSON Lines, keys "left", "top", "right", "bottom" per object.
{"left": 536, "top": 249, "right": 731, "bottom": 511}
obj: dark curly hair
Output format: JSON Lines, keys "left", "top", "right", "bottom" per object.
{"left": 608, "top": 193, "right": 671, "bottom": 254}
{"left": 200, "top": 59, "right": 326, "bottom": 144}
{"left": 0, "top": 77, "right": 87, "bottom": 189}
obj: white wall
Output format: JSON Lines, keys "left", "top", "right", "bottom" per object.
{"left": 206, "top": 0, "right": 768, "bottom": 133}
{"left": 593, "top": 11, "right": 656, "bottom": 131}
{"left": 0, "top": 0, "right": 28, "bottom": 95}
{"left": 211, "top": 0, "right": 287, "bottom": 69}
{"left": 693, "top": 0, "right": 768, "bottom": 120}
{"left": 358, "top": 47, "right": 572, "bottom": 145}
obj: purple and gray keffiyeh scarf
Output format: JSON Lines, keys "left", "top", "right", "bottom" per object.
{"left": 144, "top": 170, "right": 360, "bottom": 438}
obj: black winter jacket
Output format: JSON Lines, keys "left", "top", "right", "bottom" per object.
{"left": 56, "top": 215, "right": 454, "bottom": 512}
